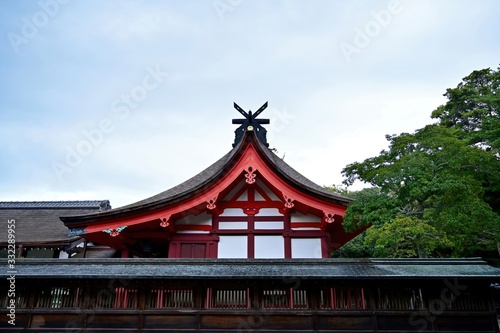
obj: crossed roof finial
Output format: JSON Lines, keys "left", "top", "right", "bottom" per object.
{"left": 232, "top": 102, "right": 270, "bottom": 147}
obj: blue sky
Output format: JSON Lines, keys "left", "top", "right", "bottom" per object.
{"left": 1, "top": 0, "right": 499, "bottom": 208}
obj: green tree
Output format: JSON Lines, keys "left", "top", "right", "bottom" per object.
{"left": 431, "top": 66, "right": 500, "bottom": 213}
{"left": 431, "top": 66, "right": 500, "bottom": 154}
{"left": 338, "top": 66, "right": 500, "bottom": 259}
{"left": 340, "top": 187, "right": 400, "bottom": 232}
{"left": 364, "top": 216, "right": 449, "bottom": 258}
{"left": 330, "top": 232, "right": 373, "bottom": 258}
{"left": 342, "top": 124, "right": 499, "bottom": 257}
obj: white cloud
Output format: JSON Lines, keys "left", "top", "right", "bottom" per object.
{"left": 1, "top": 0, "right": 499, "bottom": 207}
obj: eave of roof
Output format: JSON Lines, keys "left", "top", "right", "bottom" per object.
{"left": 254, "top": 137, "right": 352, "bottom": 205}
{"left": 0, "top": 200, "right": 110, "bottom": 210}
{"left": 61, "top": 132, "right": 351, "bottom": 227}
{"left": 60, "top": 142, "right": 243, "bottom": 225}
{"left": 0, "top": 202, "right": 110, "bottom": 244}
{"left": 2, "top": 258, "right": 499, "bottom": 280}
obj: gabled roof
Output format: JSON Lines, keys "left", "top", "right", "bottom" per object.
{"left": 0, "top": 200, "right": 110, "bottom": 246}
{"left": 258, "top": 140, "right": 350, "bottom": 201}
{"left": 61, "top": 132, "right": 351, "bottom": 226}
{"left": 3, "top": 258, "right": 499, "bottom": 280}
{"left": 124, "top": 134, "right": 351, "bottom": 208}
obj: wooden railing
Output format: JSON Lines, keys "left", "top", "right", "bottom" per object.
{"left": 206, "top": 288, "right": 249, "bottom": 309}
{"left": 149, "top": 288, "right": 194, "bottom": 309}
{"left": 0, "top": 280, "right": 496, "bottom": 332}
{"left": 320, "top": 287, "right": 367, "bottom": 310}
{"left": 0, "top": 282, "right": 491, "bottom": 312}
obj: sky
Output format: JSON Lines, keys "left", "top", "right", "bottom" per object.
{"left": 0, "top": 0, "right": 499, "bottom": 208}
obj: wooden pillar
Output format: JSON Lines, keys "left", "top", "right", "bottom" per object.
{"left": 121, "top": 247, "right": 129, "bottom": 258}
{"left": 284, "top": 214, "right": 291, "bottom": 258}
{"left": 137, "top": 283, "right": 145, "bottom": 329}
{"left": 82, "top": 239, "right": 88, "bottom": 258}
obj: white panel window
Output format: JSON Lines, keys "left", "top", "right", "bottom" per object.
{"left": 219, "top": 208, "right": 246, "bottom": 217}
{"left": 236, "top": 190, "right": 248, "bottom": 201}
{"left": 291, "top": 212, "right": 321, "bottom": 223}
{"left": 255, "top": 208, "right": 283, "bottom": 217}
{"left": 254, "top": 221, "right": 284, "bottom": 229}
{"left": 255, "top": 191, "right": 265, "bottom": 201}
{"left": 291, "top": 238, "right": 322, "bottom": 258}
{"left": 222, "top": 180, "right": 246, "bottom": 201}
{"left": 291, "top": 227, "right": 321, "bottom": 231}
{"left": 219, "top": 221, "right": 248, "bottom": 230}
{"left": 254, "top": 236, "right": 284, "bottom": 258}
{"left": 256, "top": 179, "right": 280, "bottom": 201}
{"left": 218, "top": 236, "right": 247, "bottom": 258}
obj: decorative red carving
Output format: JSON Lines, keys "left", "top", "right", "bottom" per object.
{"left": 103, "top": 226, "right": 127, "bottom": 237}
{"left": 324, "top": 213, "right": 335, "bottom": 223}
{"left": 207, "top": 196, "right": 218, "bottom": 210}
{"left": 245, "top": 166, "right": 257, "bottom": 184}
{"left": 283, "top": 194, "right": 294, "bottom": 209}
{"left": 243, "top": 207, "right": 260, "bottom": 216}
{"left": 160, "top": 217, "right": 170, "bottom": 228}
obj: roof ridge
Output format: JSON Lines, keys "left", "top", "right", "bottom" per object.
{"left": 256, "top": 140, "right": 352, "bottom": 203}
{"left": 0, "top": 200, "right": 111, "bottom": 210}
{"left": 114, "top": 147, "right": 239, "bottom": 211}
{"left": 0, "top": 200, "right": 107, "bottom": 203}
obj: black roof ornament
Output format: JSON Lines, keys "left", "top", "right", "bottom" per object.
{"left": 232, "top": 102, "right": 270, "bottom": 147}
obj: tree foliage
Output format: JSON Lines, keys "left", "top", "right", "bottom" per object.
{"left": 431, "top": 67, "right": 500, "bottom": 154}
{"left": 364, "top": 216, "right": 449, "bottom": 258}
{"left": 341, "top": 187, "right": 399, "bottom": 232}
{"left": 330, "top": 233, "right": 373, "bottom": 258}
{"left": 340, "top": 66, "right": 500, "bottom": 258}
{"left": 431, "top": 66, "right": 500, "bottom": 212}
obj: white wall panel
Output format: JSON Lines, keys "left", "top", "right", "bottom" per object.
{"left": 291, "top": 238, "right": 322, "bottom": 258}
{"left": 218, "top": 236, "right": 247, "bottom": 258}
{"left": 219, "top": 208, "right": 246, "bottom": 217}
{"left": 291, "top": 212, "right": 321, "bottom": 223}
{"left": 254, "top": 236, "right": 284, "bottom": 258}
{"left": 255, "top": 208, "right": 282, "bottom": 217}
{"left": 255, "top": 221, "right": 284, "bottom": 229}
{"left": 219, "top": 221, "right": 248, "bottom": 230}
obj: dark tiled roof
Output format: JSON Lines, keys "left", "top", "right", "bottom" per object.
{"left": 62, "top": 133, "right": 350, "bottom": 224}
{"left": 0, "top": 201, "right": 110, "bottom": 245}
{"left": 123, "top": 136, "right": 351, "bottom": 209}
{"left": 257, "top": 140, "right": 352, "bottom": 203}
{"left": 3, "top": 258, "right": 499, "bottom": 280}
{"left": 0, "top": 200, "right": 110, "bottom": 210}
{"left": 118, "top": 149, "right": 238, "bottom": 210}
{"left": 61, "top": 146, "right": 241, "bottom": 224}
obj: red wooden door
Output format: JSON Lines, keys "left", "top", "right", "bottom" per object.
{"left": 180, "top": 243, "right": 207, "bottom": 258}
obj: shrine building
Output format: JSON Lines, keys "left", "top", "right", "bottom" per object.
{"left": 1, "top": 102, "right": 499, "bottom": 332}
